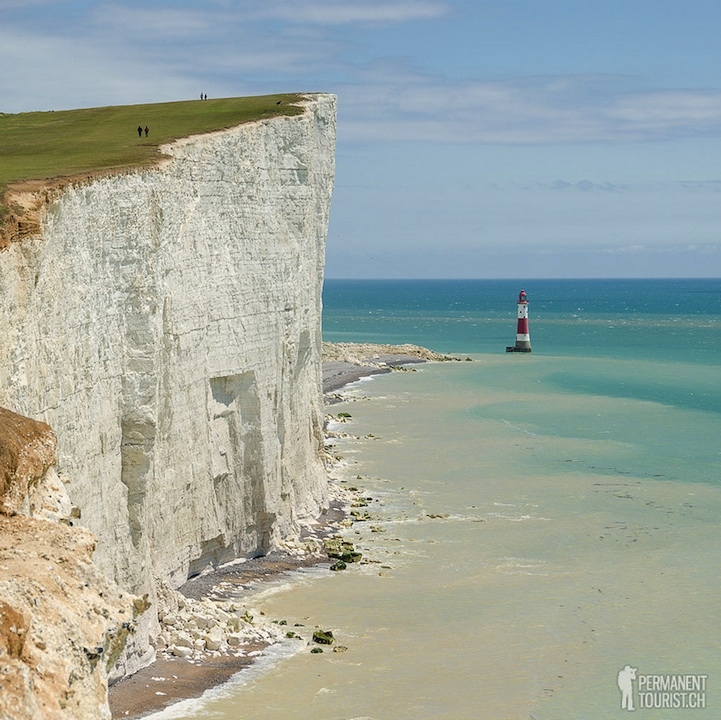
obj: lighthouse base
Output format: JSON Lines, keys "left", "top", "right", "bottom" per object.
{"left": 506, "top": 345, "right": 532, "bottom": 353}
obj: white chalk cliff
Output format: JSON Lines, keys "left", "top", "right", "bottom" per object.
{"left": 0, "top": 94, "right": 336, "bottom": 676}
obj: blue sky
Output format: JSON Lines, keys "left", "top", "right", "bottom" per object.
{"left": 3, "top": 1, "right": 721, "bottom": 278}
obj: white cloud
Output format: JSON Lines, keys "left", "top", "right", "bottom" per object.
{"left": 0, "top": 2, "right": 338, "bottom": 111}
{"left": 6, "top": 1, "right": 721, "bottom": 150}
{"left": 608, "top": 90, "right": 721, "bottom": 126}
{"left": 548, "top": 180, "right": 628, "bottom": 192}
{"left": 84, "top": 3, "right": 353, "bottom": 81}
{"left": 88, "top": 0, "right": 448, "bottom": 42}
{"left": 602, "top": 244, "right": 647, "bottom": 254}
{"left": 260, "top": 0, "right": 449, "bottom": 25}
{"left": 679, "top": 180, "right": 721, "bottom": 192}
{"left": 1, "top": 0, "right": 58, "bottom": 7}
{"left": 0, "top": 28, "right": 193, "bottom": 111}
{"left": 90, "top": 3, "right": 214, "bottom": 40}
{"left": 598, "top": 243, "right": 721, "bottom": 257}
{"left": 336, "top": 67, "right": 721, "bottom": 144}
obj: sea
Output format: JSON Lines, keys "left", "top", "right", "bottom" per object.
{"left": 148, "top": 278, "right": 721, "bottom": 720}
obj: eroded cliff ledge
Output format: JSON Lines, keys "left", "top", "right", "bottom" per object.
{"left": 0, "top": 407, "right": 141, "bottom": 720}
{"left": 0, "top": 94, "right": 336, "bottom": 678}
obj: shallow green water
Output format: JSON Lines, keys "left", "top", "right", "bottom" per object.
{"left": 148, "top": 351, "right": 721, "bottom": 719}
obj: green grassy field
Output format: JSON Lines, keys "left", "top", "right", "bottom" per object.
{"left": 0, "top": 93, "right": 305, "bottom": 225}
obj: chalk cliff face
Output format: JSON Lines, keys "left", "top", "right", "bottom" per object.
{"left": 0, "top": 94, "right": 335, "bottom": 674}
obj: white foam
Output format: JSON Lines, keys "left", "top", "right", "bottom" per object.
{"left": 485, "top": 513, "right": 551, "bottom": 522}
{"left": 141, "top": 640, "right": 306, "bottom": 719}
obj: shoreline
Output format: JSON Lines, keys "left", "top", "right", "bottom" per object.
{"left": 322, "top": 341, "right": 464, "bottom": 400}
{"left": 109, "top": 342, "right": 451, "bottom": 719}
{"left": 109, "top": 527, "right": 344, "bottom": 719}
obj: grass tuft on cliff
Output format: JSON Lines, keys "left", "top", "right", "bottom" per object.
{"left": 0, "top": 93, "right": 305, "bottom": 231}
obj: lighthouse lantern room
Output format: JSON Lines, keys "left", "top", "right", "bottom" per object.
{"left": 506, "top": 289, "right": 532, "bottom": 353}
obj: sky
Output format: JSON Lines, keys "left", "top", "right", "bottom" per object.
{"left": 3, "top": 1, "right": 721, "bottom": 278}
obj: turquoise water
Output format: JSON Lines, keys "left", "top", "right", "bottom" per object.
{"left": 150, "top": 278, "right": 721, "bottom": 720}
{"left": 323, "top": 278, "right": 721, "bottom": 364}
{"left": 325, "top": 278, "right": 721, "bottom": 465}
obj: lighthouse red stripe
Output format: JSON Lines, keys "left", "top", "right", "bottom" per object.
{"left": 517, "top": 318, "right": 529, "bottom": 334}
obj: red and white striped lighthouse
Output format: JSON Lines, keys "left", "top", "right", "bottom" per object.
{"left": 506, "top": 289, "right": 532, "bottom": 353}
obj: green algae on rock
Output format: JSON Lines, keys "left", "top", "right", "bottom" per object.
{"left": 323, "top": 537, "right": 362, "bottom": 564}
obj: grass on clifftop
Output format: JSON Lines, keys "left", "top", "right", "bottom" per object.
{"left": 0, "top": 93, "right": 305, "bottom": 226}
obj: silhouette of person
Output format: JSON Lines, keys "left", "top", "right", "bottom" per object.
{"left": 144, "top": 126, "right": 149, "bottom": 137}
{"left": 137, "top": 126, "right": 142, "bottom": 137}
{"left": 617, "top": 666, "right": 637, "bottom": 711}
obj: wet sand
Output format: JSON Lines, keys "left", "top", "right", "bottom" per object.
{"left": 108, "top": 648, "right": 264, "bottom": 719}
{"left": 322, "top": 342, "right": 460, "bottom": 399}
{"left": 322, "top": 359, "right": 394, "bottom": 394}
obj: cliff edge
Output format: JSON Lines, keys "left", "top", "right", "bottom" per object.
{"left": 0, "top": 93, "right": 336, "bottom": 680}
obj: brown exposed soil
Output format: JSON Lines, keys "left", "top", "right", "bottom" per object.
{"left": 0, "top": 512, "right": 135, "bottom": 720}
{"left": 0, "top": 407, "right": 56, "bottom": 516}
{"left": 0, "top": 408, "right": 138, "bottom": 720}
